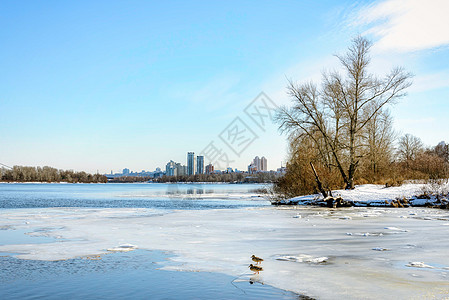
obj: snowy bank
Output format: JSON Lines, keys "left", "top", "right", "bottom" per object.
{"left": 277, "top": 183, "right": 449, "bottom": 207}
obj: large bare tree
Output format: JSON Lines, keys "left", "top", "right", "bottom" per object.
{"left": 276, "top": 36, "right": 412, "bottom": 189}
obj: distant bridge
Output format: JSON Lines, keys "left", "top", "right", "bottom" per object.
{"left": 0, "top": 163, "right": 12, "bottom": 170}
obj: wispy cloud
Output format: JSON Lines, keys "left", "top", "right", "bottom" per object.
{"left": 353, "top": 0, "right": 449, "bottom": 52}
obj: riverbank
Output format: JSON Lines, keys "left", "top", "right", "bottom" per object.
{"left": 274, "top": 183, "right": 449, "bottom": 208}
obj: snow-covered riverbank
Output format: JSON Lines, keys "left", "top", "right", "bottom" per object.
{"left": 2, "top": 205, "right": 449, "bottom": 299}
{"left": 279, "top": 183, "right": 449, "bottom": 207}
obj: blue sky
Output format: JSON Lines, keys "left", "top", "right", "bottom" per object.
{"left": 1, "top": 0, "right": 448, "bottom": 173}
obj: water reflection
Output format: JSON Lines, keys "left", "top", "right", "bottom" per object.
{"left": 187, "top": 188, "right": 204, "bottom": 195}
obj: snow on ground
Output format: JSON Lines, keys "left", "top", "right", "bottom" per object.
{"left": 334, "top": 184, "right": 425, "bottom": 202}
{"left": 286, "top": 183, "right": 449, "bottom": 206}
{"left": 2, "top": 206, "right": 449, "bottom": 299}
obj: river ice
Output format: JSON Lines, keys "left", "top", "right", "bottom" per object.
{"left": 1, "top": 206, "right": 449, "bottom": 299}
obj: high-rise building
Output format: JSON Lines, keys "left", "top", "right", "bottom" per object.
{"left": 261, "top": 156, "right": 267, "bottom": 171}
{"left": 205, "top": 163, "right": 214, "bottom": 174}
{"left": 187, "top": 152, "right": 196, "bottom": 176}
{"left": 166, "top": 160, "right": 177, "bottom": 176}
{"left": 166, "top": 161, "right": 187, "bottom": 177}
{"left": 176, "top": 163, "right": 187, "bottom": 176}
{"left": 197, "top": 156, "right": 204, "bottom": 174}
{"left": 123, "top": 168, "right": 130, "bottom": 175}
{"left": 253, "top": 156, "right": 261, "bottom": 171}
{"left": 248, "top": 156, "right": 267, "bottom": 173}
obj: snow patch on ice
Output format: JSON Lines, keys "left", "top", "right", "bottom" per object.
{"left": 406, "top": 262, "right": 434, "bottom": 269}
{"left": 107, "top": 244, "right": 138, "bottom": 252}
{"left": 274, "top": 254, "right": 329, "bottom": 264}
{"left": 384, "top": 227, "right": 408, "bottom": 232}
{"left": 372, "top": 247, "right": 389, "bottom": 251}
{"left": 348, "top": 232, "right": 384, "bottom": 237}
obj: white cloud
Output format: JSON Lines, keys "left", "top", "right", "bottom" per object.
{"left": 355, "top": 0, "right": 449, "bottom": 52}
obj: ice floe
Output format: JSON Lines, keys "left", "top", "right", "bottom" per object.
{"left": 406, "top": 262, "right": 434, "bottom": 269}
{"left": 107, "top": 244, "right": 138, "bottom": 252}
{"left": 372, "top": 247, "right": 389, "bottom": 251}
{"left": 274, "top": 254, "right": 329, "bottom": 264}
{"left": 384, "top": 226, "right": 408, "bottom": 232}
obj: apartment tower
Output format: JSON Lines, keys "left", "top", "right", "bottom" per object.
{"left": 187, "top": 152, "right": 196, "bottom": 176}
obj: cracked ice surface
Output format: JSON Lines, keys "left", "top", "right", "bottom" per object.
{"left": 1, "top": 206, "right": 449, "bottom": 299}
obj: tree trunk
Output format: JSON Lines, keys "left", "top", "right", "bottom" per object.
{"left": 346, "top": 162, "right": 356, "bottom": 190}
{"left": 346, "top": 118, "right": 356, "bottom": 190}
{"left": 327, "top": 142, "right": 350, "bottom": 189}
{"left": 310, "top": 162, "right": 328, "bottom": 198}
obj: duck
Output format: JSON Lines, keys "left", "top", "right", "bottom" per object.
{"left": 251, "top": 255, "right": 264, "bottom": 264}
{"left": 249, "top": 264, "right": 263, "bottom": 274}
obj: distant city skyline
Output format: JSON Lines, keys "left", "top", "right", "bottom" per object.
{"left": 106, "top": 151, "right": 275, "bottom": 178}
{"left": 1, "top": 1, "right": 448, "bottom": 173}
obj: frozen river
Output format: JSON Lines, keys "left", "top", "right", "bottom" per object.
{"left": 1, "top": 183, "right": 449, "bottom": 299}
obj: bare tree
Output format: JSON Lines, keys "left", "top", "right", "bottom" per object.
{"left": 362, "top": 106, "right": 396, "bottom": 177}
{"left": 434, "top": 141, "right": 449, "bottom": 162}
{"left": 397, "top": 133, "right": 424, "bottom": 162}
{"left": 276, "top": 36, "right": 412, "bottom": 189}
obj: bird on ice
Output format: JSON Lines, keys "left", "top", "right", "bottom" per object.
{"left": 249, "top": 264, "right": 263, "bottom": 274}
{"left": 251, "top": 255, "right": 264, "bottom": 265}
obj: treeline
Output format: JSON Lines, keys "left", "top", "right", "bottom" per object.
{"left": 0, "top": 166, "right": 108, "bottom": 183}
{"left": 274, "top": 36, "right": 449, "bottom": 199}
{"left": 110, "top": 172, "right": 279, "bottom": 183}
{"left": 392, "top": 137, "right": 448, "bottom": 181}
